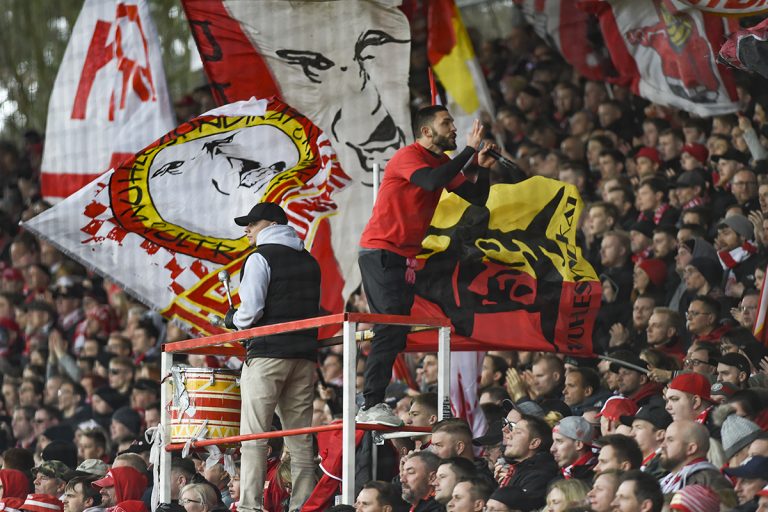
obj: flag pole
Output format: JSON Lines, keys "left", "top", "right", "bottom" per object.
{"left": 372, "top": 163, "right": 380, "bottom": 204}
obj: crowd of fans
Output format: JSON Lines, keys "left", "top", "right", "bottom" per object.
{"left": 1, "top": 9, "right": 768, "bottom": 512}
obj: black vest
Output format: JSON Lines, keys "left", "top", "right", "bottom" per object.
{"left": 243, "top": 244, "right": 321, "bottom": 361}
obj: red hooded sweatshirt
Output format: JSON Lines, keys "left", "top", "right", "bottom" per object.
{"left": 100, "top": 467, "right": 148, "bottom": 503}
{"left": 0, "top": 470, "right": 30, "bottom": 499}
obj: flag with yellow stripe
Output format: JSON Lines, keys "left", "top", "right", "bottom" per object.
{"left": 409, "top": 177, "right": 601, "bottom": 355}
{"left": 427, "top": 0, "right": 494, "bottom": 120}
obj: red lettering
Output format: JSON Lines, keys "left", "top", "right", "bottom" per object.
{"left": 71, "top": 20, "right": 113, "bottom": 119}
{"left": 71, "top": 3, "right": 156, "bottom": 121}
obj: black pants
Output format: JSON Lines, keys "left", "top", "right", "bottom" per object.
{"left": 358, "top": 249, "right": 415, "bottom": 408}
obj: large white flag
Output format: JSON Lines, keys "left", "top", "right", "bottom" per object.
{"left": 582, "top": 0, "right": 738, "bottom": 117}
{"left": 181, "top": 0, "right": 412, "bottom": 298}
{"left": 26, "top": 97, "right": 350, "bottom": 336}
{"left": 41, "top": 0, "right": 175, "bottom": 200}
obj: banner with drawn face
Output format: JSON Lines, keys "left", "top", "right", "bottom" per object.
{"left": 182, "top": 0, "right": 412, "bottom": 297}
{"left": 25, "top": 97, "right": 350, "bottom": 336}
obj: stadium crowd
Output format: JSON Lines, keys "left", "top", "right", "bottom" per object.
{"left": 1, "top": 10, "right": 768, "bottom": 512}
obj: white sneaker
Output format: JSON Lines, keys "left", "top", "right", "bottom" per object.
{"left": 355, "top": 403, "right": 403, "bottom": 426}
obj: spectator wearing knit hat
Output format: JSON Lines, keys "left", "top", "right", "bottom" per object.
{"left": 90, "top": 388, "right": 127, "bottom": 432}
{"left": 720, "top": 413, "right": 763, "bottom": 468}
{"left": 716, "top": 214, "right": 760, "bottom": 298}
{"left": 630, "top": 221, "right": 655, "bottom": 264}
{"left": 635, "top": 260, "right": 668, "bottom": 300}
{"left": 109, "top": 408, "right": 142, "bottom": 447}
{"left": 680, "top": 144, "right": 709, "bottom": 171}
{"left": 668, "top": 237, "right": 718, "bottom": 312}
{"left": 669, "top": 484, "right": 720, "bottom": 512}
{"left": 635, "top": 148, "right": 661, "bottom": 180}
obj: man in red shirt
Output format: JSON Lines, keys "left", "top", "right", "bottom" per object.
{"left": 356, "top": 105, "right": 498, "bottom": 425}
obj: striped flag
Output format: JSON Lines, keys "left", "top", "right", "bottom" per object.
{"left": 426, "top": 0, "right": 494, "bottom": 131}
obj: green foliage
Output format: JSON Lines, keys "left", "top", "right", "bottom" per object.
{"left": 0, "top": 0, "right": 203, "bottom": 141}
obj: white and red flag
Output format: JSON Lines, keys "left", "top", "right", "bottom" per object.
{"left": 41, "top": 0, "right": 174, "bottom": 200}
{"left": 26, "top": 97, "right": 350, "bottom": 337}
{"left": 181, "top": 0, "right": 412, "bottom": 299}
{"left": 582, "top": 0, "right": 738, "bottom": 117}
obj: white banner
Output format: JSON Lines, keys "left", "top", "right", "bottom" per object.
{"left": 41, "top": 0, "right": 175, "bottom": 200}
{"left": 26, "top": 98, "right": 350, "bottom": 336}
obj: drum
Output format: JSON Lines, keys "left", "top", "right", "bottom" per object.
{"left": 170, "top": 367, "right": 241, "bottom": 445}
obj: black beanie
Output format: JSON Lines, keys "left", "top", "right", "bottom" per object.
{"left": 112, "top": 406, "right": 142, "bottom": 435}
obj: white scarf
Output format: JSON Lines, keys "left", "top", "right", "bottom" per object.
{"left": 659, "top": 458, "right": 717, "bottom": 494}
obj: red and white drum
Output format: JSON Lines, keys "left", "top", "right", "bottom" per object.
{"left": 170, "top": 368, "right": 241, "bottom": 444}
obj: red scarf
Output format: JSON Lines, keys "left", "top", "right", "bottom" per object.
{"left": 718, "top": 241, "right": 757, "bottom": 269}
{"left": 562, "top": 452, "right": 596, "bottom": 479}
{"left": 641, "top": 451, "right": 657, "bottom": 468}
{"left": 682, "top": 196, "right": 706, "bottom": 210}
{"left": 696, "top": 406, "right": 713, "bottom": 425}
{"left": 653, "top": 203, "right": 671, "bottom": 225}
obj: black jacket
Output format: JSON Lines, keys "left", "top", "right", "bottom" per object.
{"left": 503, "top": 451, "right": 559, "bottom": 510}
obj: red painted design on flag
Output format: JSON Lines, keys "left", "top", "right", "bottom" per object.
{"left": 140, "top": 238, "right": 161, "bottom": 255}
{"left": 165, "top": 257, "right": 185, "bottom": 280}
{"left": 190, "top": 260, "right": 209, "bottom": 279}
{"left": 81, "top": 220, "right": 104, "bottom": 237}
{"left": 105, "top": 226, "right": 129, "bottom": 244}
{"left": 170, "top": 281, "right": 185, "bottom": 295}
{"left": 84, "top": 200, "right": 108, "bottom": 218}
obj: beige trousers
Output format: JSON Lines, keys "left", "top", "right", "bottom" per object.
{"left": 239, "top": 357, "right": 317, "bottom": 512}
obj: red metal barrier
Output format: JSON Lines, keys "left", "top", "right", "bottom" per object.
{"left": 164, "top": 423, "right": 432, "bottom": 451}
